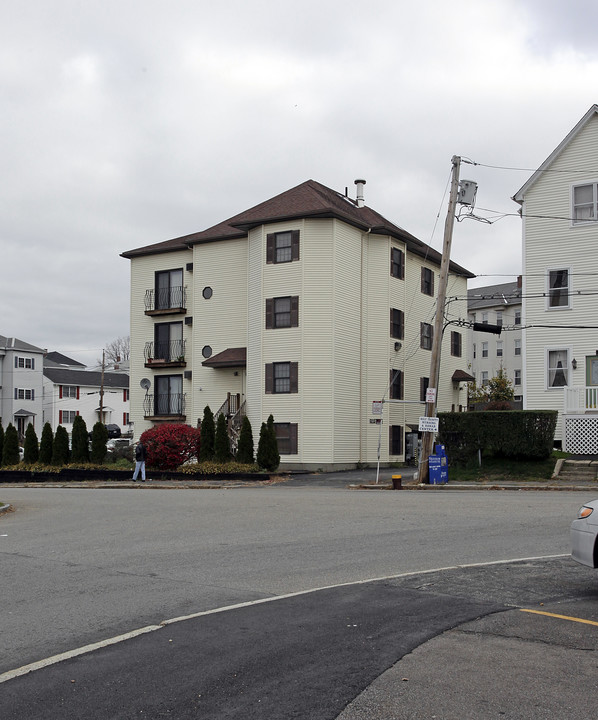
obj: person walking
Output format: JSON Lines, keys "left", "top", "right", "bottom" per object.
{"left": 132, "top": 440, "right": 147, "bottom": 482}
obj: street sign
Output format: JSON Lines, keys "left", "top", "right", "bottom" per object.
{"left": 418, "top": 416, "right": 439, "bottom": 433}
{"left": 425, "top": 387, "right": 437, "bottom": 403}
{"left": 372, "top": 400, "right": 383, "bottom": 416}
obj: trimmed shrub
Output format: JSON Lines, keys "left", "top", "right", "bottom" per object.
{"left": 438, "top": 410, "right": 557, "bottom": 464}
{"left": 0, "top": 424, "right": 4, "bottom": 466}
{"left": 90, "top": 421, "right": 108, "bottom": 464}
{"left": 23, "top": 424, "right": 39, "bottom": 464}
{"left": 140, "top": 423, "right": 201, "bottom": 470}
{"left": 71, "top": 415, "right": 89, "bottom": 462}
{"left": 52, "top": 425, "right": 70, "bottom": 465}
{"left": 214, "top": 413, "right": 231, "bottom": 463}
{"left": 236, "top": 416, "right": 254, "bottom": 464}
{"left": 198, "top": 406, "right": 215, "bottom": 462}
{"left": 256, "top": 415, "right": 280, "bottom": 471}
{"left": 2, "top": 423, "right": 20, "bottom": 466}
{"left": 39, "top": 423, "right": 54, "bottom": 464}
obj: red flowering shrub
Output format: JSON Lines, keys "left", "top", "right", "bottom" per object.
{"left": 139, "top": 424, "right": 201, "bottom": 470}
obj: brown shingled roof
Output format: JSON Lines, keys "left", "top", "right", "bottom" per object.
{"left": 202, "top": 347, "right": 247, "bottom": 368}
{"left": 121, "top": 179, "right": 474, "bottom": 277}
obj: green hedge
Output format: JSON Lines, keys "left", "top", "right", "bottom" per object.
{"left": 438, "top": 410, "right": 557, "bottom": 463}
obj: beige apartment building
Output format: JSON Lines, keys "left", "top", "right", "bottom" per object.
{"left": 122, "top": 179, "right": 473, "bottom": 470}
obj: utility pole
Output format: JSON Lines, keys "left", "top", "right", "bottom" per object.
{"left": 99, "top": 350, "right": 105, "bottom": 425}
{"left": 420, "top": 155, "right": 461, "bottom": 483}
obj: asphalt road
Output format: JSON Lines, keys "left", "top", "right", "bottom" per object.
{"left": 1, "top": 485, "right": 597, "bottom": 717}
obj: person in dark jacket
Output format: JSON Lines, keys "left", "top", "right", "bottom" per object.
{"left": 132, "top": 441, "right": 147, "bottom": 482}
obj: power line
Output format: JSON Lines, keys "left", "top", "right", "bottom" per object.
{"left": 462, "top": 157, "right": 598, "bottom": 174}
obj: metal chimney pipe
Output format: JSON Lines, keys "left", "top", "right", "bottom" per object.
{"left": 354, "top": 178, "right": 366, "bottom": 207}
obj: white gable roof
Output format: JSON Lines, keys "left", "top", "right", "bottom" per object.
{"left": 512, "top": 104, "right": 598, "bottom": 204}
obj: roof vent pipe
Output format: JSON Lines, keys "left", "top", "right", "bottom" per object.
{"left": 354, "top": 178, "right": 366, "bottom": 207}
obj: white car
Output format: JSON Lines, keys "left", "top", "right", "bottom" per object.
{"left": 571, "top": 499, "right": 598, "bottom": 568}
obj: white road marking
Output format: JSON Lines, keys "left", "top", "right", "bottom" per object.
{"left": 0, "top": 553, "right": 568, "bottom": 684}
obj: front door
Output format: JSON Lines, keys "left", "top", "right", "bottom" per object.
{"left": 587, "top": 356, "right": 598, "bottom": 386}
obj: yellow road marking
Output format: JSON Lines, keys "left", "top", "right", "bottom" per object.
{"left": 521, "top": 609, "right": 598, "bottom": 627}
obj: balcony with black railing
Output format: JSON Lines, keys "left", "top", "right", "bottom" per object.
{"left": 143, "top": 393, "right": 186, "bottom": 420}
{"left": 144, "top": 286, "right": 187, "bottom": 315}
{"left": 144, "top": 339, "right": 187, "bottom": 368}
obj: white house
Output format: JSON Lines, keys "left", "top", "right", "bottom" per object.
{"left": 513, "top": 104, "right": 598, "bottom": 452}
{"left": 468, "top": 280, "right": 523, "bottom": 401}
{"left": 122, "top": 179, "right": 474, "bottom": 470}
{"left": 0, "top": 335, "right": 45, "bottom": 440}
{"left": 43, "top": 352, "right": 131, "bottom": 436}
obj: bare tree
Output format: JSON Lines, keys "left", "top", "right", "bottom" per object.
{"left": 102, "top": 336, "right": 130, "bottom": 365}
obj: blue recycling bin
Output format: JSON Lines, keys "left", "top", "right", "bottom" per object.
{"left": 429, "top": 451, "right": 448, "bottom": 485}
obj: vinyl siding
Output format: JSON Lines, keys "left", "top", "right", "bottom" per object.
{"left": 522, "top": 113, "right": 598, "bottom": 438}
{"left": 191, "top": 238, "right": 247, "bottom": 425}
{"left": 129, "top": 250, "right": 192, "bottom": 437}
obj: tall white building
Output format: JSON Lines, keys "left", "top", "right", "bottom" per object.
{"left": 122, "top": 179, "right": 474, "bottom": 470}
{"left": 513, "top": 104, "right": 598, "bottom": 452}
{"left": 468, "top": 281, "right": 523, "bottom": 402}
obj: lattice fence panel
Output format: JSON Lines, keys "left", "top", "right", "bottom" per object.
{"left": 564, "top": 416, "right": 598, "bottom": 454}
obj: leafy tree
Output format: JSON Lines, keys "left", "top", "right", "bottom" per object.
{"left": 39, "top": 423, "right": 54, "bottom": 464}
{"left": 2, "top": 423, "right": 20, "bottom": 466}
{"left": 90, "top": 422, "right": 109, "bottom": 464}
{"left": 140, "top": 423, "right": 201, "bottom": 470}
{"left": 23, "top": 424, "right": 39, "bottom": 464}
{"left": 0, "top": 424, "right": 4, "bottom": 467}
{"left": 52, "top": 425, "right": 70, "bottom": 465}
{"left": 71, "top": 415, "right": 89, "bottom": 462}
{"left": 198, "top": 406, "right": 215, "bottom": 462}
{"left": 486, "top": 368, "right": 515, "bottom": 402}
{"left": 468, "top": 368, "right": 514, "bottom": 406}
{"left": 236, "top": 416, "right": 254, "bottom": 464}
{"left": 214, "top": 413, "right": 231, "bottom": 463}
{"left": 256, "top": 415, "right": 280, "bottom": 472}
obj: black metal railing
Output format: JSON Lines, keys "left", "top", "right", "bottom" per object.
{"left": 144, "top": 339, "right": 186, "bottom": 363}
{"left": 143, "top": 393, "right": 186, "bottom": 417}
{"left": 144, "top": 286, "right": 187, "bottom": 312}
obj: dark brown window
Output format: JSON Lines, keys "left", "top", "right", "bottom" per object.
{"left": 420, "top": 322, "right": 433, "bottom": 350}
{"left": 421, "top": 267, "right": 434, "bottom": 296}
{"left": 420, "top": 377, "right": 429, "bottom": 402}
{"left": 389, "top": 425, "right": 403, "bottom": 456}
{"left": 266, "top": 230, "right": 300, "bottom": 264}
{"left": 391, "top": 247, "right": 404, "bottom": 279}
{"left": 450, "top": 331, "right": 462, "bottom": 357}
{"left": 265, "top": 296, "right": 299, "bottom": 329}
{"left": 265, "top": 362, "right": 299, "bottom": 394}
{"left": 274, "top": 423, "right": 298, "bottom": 454}
{"left": 390, "top": 308, "right": 404, "bottom": 340}
{"left": 389, "top": 369, "right": 404, "bottom": 400}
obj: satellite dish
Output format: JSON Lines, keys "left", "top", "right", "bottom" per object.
{"left": 140, "top": 378, "right": 151, "bottom": 390}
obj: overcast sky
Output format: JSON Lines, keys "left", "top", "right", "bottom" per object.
{"left": 2, "top": 0, "right": 597, "bottom": 367}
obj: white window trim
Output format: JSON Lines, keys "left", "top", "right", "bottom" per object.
{"left": 571, "top": 180, "right": 598, "bottom": 226}
{"left": 545, "top": 346, "right": 572, "bottom": 390}
{"left": 545, "top": 266, "right": 571, "bottom": 311}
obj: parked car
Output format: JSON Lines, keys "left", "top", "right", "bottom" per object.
{"left": 106, "top": 438, "right": 130, "bottom": 452}
{"left": 570, "top": 499, "right": 598, "bottom": 568}
{"left": 88, "top": 424, "right": 122, "bottom": 440}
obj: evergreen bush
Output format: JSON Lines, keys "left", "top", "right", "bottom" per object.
{"left": 256, "top": 415, "right": 280, "bottom": 471}
{"left": 90, "top": 422, "right": 108, "bottom": 464}
{"left": 52, "top": 425, "right": 70, "bottom": 465}
{"left": 71, "top": 415, "right": 89, "bottom": 462}
{"left": 0, "top": 424, "right": 4, "bottom": 466}
{"left": 23, "top": 424, "right": 39, "bottom": 464}
{"left": 2, "top": 423, "right": 20, "bottom": 466}
{"left": 39, "top": 423, "right": 54, "bottom": 464}
{"left": 198, "top": 406, "right": 215, "bottom": 462}
{"left": 214, "top": 413, "right": 231, "bottom": 462}
{"left": 236, "top": 416, "right": 254, "bottom": 464}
